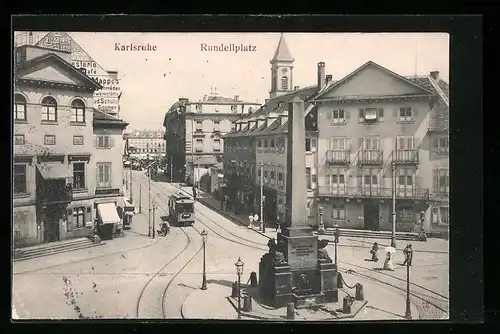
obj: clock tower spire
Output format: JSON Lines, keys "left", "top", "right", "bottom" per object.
{"left": 269, "top": 33, "right": 295, "bottom": 99}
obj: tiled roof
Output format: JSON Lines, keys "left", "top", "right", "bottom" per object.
{"left": 271, "top": 34, "right": 294, "bottom": 62}
{"left": 93, "top": 109, "right": 129, "bottom": 127}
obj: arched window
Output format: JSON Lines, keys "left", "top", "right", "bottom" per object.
{"left": 281, "top": 76, "right": 288, "bottom": 90}
{"left": 41, "top": 96, "right": 57, "bottom": 122}
{"left": 71, "top": 99, "right": 85, "bottom": 123}
{"left": 14, "top": 94, "right": 27, "bottom": 121}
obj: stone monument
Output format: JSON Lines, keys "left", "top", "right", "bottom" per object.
{"left": 259, "top": 97, "right": 338, "bottom": 308}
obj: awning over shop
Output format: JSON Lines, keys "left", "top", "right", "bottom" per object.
{"left": 97, "top": 203, "right": 121, "bottom": 225}
{"left": 37, "top": 163, "right": 73, "bottom": 180}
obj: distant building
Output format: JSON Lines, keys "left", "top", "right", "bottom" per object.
{"left": 125, "top": 129, "right": 165, "bottom": 160}
{"left": 223, "top": 34, "right": 449, "bottom": 236}
{"left": 163, "top": 93, "right": 261, "bottom": 184}
{"left": 13, "top": 45, "right": 129, "bottom": 247}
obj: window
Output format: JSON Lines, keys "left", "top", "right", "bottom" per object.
{"left": 14, "top": 164, "right": 27, "bottom": 194}
{"left": 14, "top": 134, "right": 25, "bottom": 145}
{"left": 73, "top": 162, "right": 86, "bottom": 190}
{"left": 96, "top": 163, "right": 111, "bottom": 188}
{"left": 399, "top": 107, "right": 413, "bottom": 122}
{"left": 433, "top": 135, "right": 449, "bottom": 155}
{"left": 213, "top": 139, "right": 221, "bottom": 152}
{"left": 264, "top": 169, "right": 268, "bottom": 178}
{"left": 70, "top": 99, "right": 85, "bottom": 123}
{"left": 278, "top": 172, "right": 283, "bottom": 181}
{"left": 264, "top": 139, "right": 268, "bottom": 147}
{"left": 196, "top": 121, "right": 203, "bottom": 131}
{"left": 231, "top": 121, "right": 237, "bottom": 130}
{"left": 44, "top": 135, "right": 56, "bottom": 145}
{"left": 436, "top": 168, "right": 449, "bottom": 194}
{"left": 196, "top": 138, "right": 203, "bottom": 152}
{"left": 327, "top": 109, "right": 346, "bottom": 124}
{"left": 271, "top": 170, "right": 275, "bottom": 179}
{"left": 440, "top": 207, "right": 449, "bottom": 225}
{"left": 359, "top": 108, "right": 383, "bottom": 123}
{"left": 270, "top": 139, "right": 275, "bottom": 148}
{"left": 306, "top": 167, "right": 312, "bottom": 189}
{"left": 305, "top": 138, "right": 311, "bottom": 152}
{"left": 14, "top": 94, "right": 27, "bottom": 121}
{"left": 41, "top": 96, "right": 57, "bottom": 122}
{"left": 329, "top": 137, "right": 348, "bottom": 150}
{"left": 332, "top": 201, "right": 346, "bottom": 220}
{"left": 213, "top": 121, "right": 220, "bottom": 131}
{"left": 396, "top": 136, "right": 416, "bottom": 150}
{"left": 398, "top": 175, "right": 413, "bottom": 186}
{"left": 281, "top": 76, "right": 288, "bottom": 90}
{"left": 397, "top": 206, "right": 414, "bottom": 221}
{"left": 258, "top": 139, "right": 262, "bottom": 147}
{"left": 73, "top": 135, "right": 84, "bottom": 145}
{"left": 96, "top": 136, "right": 111, "bottom": 148}
{"left": 71, "top": 207, "right": 87, "bottom": 229}
{"left": 195, "top": 105, "right": 202, "bottom": 113}
{"left": 364, "top": 174, "right": 378, "bottom": 186}
{"left": 362, "top": 136, "right": 380, "bottom": 150}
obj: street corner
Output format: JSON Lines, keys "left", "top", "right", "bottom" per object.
{"left": 181, "top": 283, "right": 238, "bottom": 320}
{"left": 339, "top": 272, "right": 420, "bottom": 320}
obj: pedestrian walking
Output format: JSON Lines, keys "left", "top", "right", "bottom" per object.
{"left": 383, "top": 250, "right": 395, "bottom": 271}
{"left": 370, "top": 242, "right": 379, "bottom": 262}
{"left": 192, "top": 185, "right": 197, "bottom": 201}
{"left": 248, "top": 213, "right": 254, "bottom": 229}
{"left": 402, "top": 244, "right": 413, "bottom": 266}
{"left": 253, "top": 213, "right": 259, "bottom": 228}
{"left": 276, "top": 215, "right": 280, "bottom": 232}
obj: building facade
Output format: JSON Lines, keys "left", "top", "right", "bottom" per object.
{"left": 125, "top": 129, "right": 165, "bottom": 160}
{"left": 223, "top": 35, "right": 449, "bottom": 235}
{"left": 163, "top": 94, "right": 261, "bottom": 184}
{"left": 13, "top": 45, "right": 129, "bottom": 247}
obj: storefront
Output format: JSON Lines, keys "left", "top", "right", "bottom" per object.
{"left": 96, "top": 202, "right": 121, "bottom": 240}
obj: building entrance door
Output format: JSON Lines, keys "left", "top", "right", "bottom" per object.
{"left": 43, "top": 212, "right": 60, "bottom": 243}
{"left": 364, "top": 200, "right": 380, "bottom": 231}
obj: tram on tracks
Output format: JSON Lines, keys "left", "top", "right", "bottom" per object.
{"left": 168, "top": 192, "right": 195, "bottom": 226}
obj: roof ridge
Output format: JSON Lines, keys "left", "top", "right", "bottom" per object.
{"left": 427, "top": 75, "right": 449, "bottom": 107}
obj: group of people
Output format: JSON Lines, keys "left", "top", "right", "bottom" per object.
{"left": 370, "top": 242, "right": 413, "bottom": 271}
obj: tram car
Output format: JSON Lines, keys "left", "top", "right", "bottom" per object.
{"left": 168, "top": 192, "right": 195, "bottom": 226}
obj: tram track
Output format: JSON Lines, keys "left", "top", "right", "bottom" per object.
{"left": 134, "top": 174, "right": 448, "bottom": 318}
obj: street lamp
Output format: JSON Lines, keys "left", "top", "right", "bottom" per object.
{"left": 333, "top": 223, "right": 339, "bottom": 266}
{"left": 404, "top": 246, "right": 413, "bottom": 319}
{"left": 235, "top": 257, "right": 244, "bottom": 319}
{"left": 201, "top": 230, "right": 208, "bottom": 290}
{"left": 318, "top": 206, "right": 325, "bottom": 234}
{"left": 261, "top": 195, "right": 266, "bottom": 233}
{"left": 391, "top": 162, "right": 397, "bottom": 248}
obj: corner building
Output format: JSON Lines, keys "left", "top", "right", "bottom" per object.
{"left": 224, "top": 35, "right": 449, "bottom": 235}
{"left": 13, "top": 45, "right": 129, "bottom": 247}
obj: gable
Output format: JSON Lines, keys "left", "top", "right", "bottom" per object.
{"left": 20, "top": 60, "right": 89, "bottom": 86}
{"left": 320, "top": 63, "right": 431, "bottom": 99}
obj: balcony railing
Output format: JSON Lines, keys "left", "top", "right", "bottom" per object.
{"left": 392, "top": 150, "right": 419, "bottom": 164}
{"left": 318, "top": 186, "right": 429, "bottom": 200}
{"left": 357, "top": 150, "right": 383, "bottom": 165}
{"left": 38, "top": 184, "right": 73, "bottom": 205}
{"left": 325, "top": 150, "right": 351, "bottom": 165}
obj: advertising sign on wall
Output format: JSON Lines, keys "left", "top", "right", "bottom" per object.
{"left": 36, "top": 32, "right": 121, "bottom": 115}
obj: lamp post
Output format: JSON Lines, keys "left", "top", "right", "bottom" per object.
{"left": 391, "top": 162, "right": 397, "bottom": 248}
{"left": 201, "top": 230, "right": 208, "bottom": 290}
{"left": 152, "top": 201, "right": 156, "bottom": 239}
{"left": 333, "top": 223, "right": 339, "bottom": 266}
{"left": 148, "top": 165, "right": 152, "bottom": 237}
{"left": 259, "top": 162, "right": 264, "bottom": 232}
{"left": 404, "top": 246, "right": 413, "bottom": 319}
{"left": 318, "top": 206, "right": 325, "bottom": 234}
{"left": 235, "top": 257, "right": 244, "bottom": 319}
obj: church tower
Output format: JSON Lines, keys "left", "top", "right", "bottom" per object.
{"left": 269, "top": 34, "right": 295, "bottom": 99}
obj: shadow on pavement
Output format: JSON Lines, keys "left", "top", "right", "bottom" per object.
{"left": 206, "top": 279, "right": 234, "bottom": 288}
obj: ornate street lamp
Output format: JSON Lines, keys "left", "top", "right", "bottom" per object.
{"left": 333, "top": 223, "right": 339, "bottom": 266}
{"left": 201, "top": 230, "right": 208, "bottom": 290}
{"left": 235, "top": 257, "right": 244, "bottom": 319}
{"left": 404, "top": 246, "right": 413, "bottom": 319}
{"left": 318, "top": 206, "right": 325, "bottom": 234}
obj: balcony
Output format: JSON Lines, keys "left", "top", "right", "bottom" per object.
{"left": 318, "top": 186, "right": 429, "bottom": 200}
{"left": 392, "top": 150, "right": 419, "bottom": 165}
{"left": 38, "top": 183, "right": 73, "bottom": 206}
{"left": 325, "top": 150, "right": 351, "bottom": 165}
{"left": 357, "top": 150, "right": 383, "bottom": 165}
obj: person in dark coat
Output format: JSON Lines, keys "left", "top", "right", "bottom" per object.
{"left": 370, "top": 242, "right": 379, "bottom": 262}
{"left": 192, "top": 185, "right": 197, "bottom": 201}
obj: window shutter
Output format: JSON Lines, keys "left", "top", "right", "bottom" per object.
{"left": 432, "top": 137, "right": 439, "bottom": 151}
{"left": 358, "top": 108, "right": 365, "bottom": 119}
{"left": 412, "top": 107, "right": 418, "bottom": 118}
{"left": 432, "top": 169, "right": 438, "bottom": 193}
{"left": 345, "top": 110, "right": 350, "bottom": 119}
{"left": 86, "top": 206, "right": 92, "bottom": 222}
{"left": 96, "top": 165, "right": 101, "bottom": 187}
{"left": 326, "top": 110, "right": 332, "bottom": 120}
{"left": 378, "top": 108, "right": 384, "bottom": 118}
{"left": 393, "top": 108, "right": 399, "bottom": 117}
{"left": 95, "top": 136, "right": 99, "bottom": 147}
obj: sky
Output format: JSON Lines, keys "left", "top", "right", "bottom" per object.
{"left": 18, "top": 32, "right": 449, "bottom": 131}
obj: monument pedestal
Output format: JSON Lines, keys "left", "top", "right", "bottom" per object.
{"left": 318, "top": 260, "right": 339, "bottom": 303}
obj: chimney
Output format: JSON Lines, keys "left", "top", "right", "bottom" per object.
{"left": 326, "top": 74, "right": 333, "bottom": 84}
{"left": 28, "top": 32, "right": 33, "bottom": 45}
{"left": 317, "top": 62, "right": 326, "bottom": 89}
{"left": 430, "top": 71, "right": 440, "bottom": 80}
{"left": 294, "top": 86, "right": 299, "bottom": 91}
{"left": 265, "top": 99, "right": 269, "bottom": 104}
{"left": 234, "top": 95, "right": 239, "bottom": 102}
